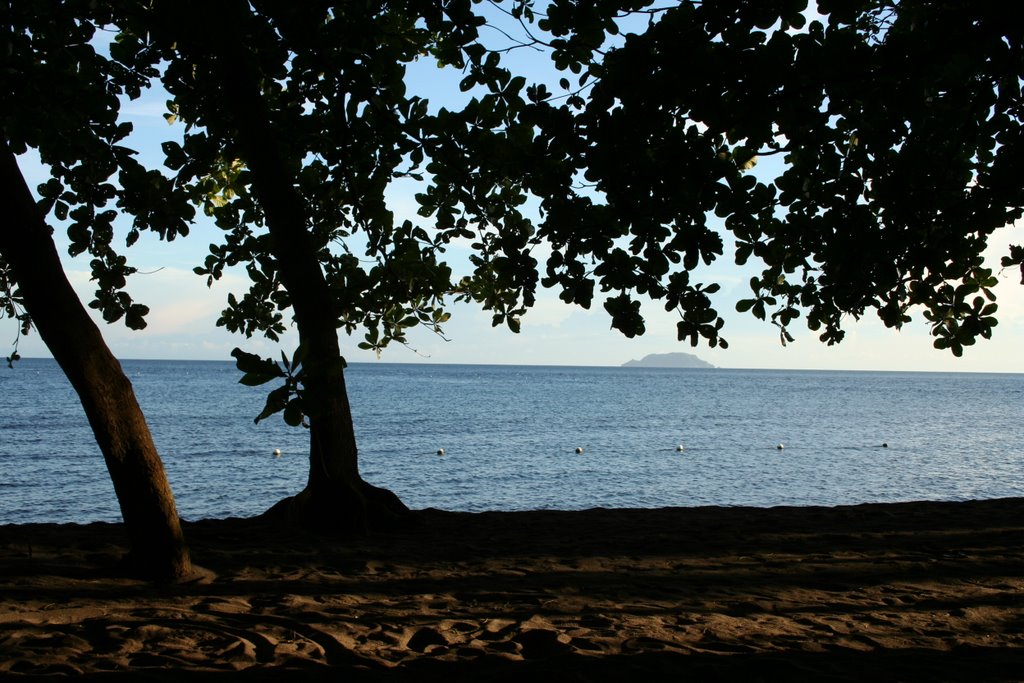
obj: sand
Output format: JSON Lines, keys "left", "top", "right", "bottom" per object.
{"left": 1, "top": 498, "right": 1023, "bottom": 680}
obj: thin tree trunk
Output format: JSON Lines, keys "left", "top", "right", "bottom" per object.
{"left": 172, "top": 2, "right": 409, "bottom": 532}
{"left": 0, "top": 139, "right": 192, "bottom": 580}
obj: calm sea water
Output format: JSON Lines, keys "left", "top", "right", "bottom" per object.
{"left": 1, "top": 359, "right": 1022, "bottom": 524}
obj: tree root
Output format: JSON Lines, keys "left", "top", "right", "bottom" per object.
{"left": 261, "top": 478, "right": 414, "bottom": 536}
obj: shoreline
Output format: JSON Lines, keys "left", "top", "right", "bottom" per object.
{"left": 2, "top": 498, "right": 1023, "bottom": 679}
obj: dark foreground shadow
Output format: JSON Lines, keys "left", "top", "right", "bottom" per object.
{"left": 2, "top": 499, "right": 1023, "bottom": 682}
{"left": 8, "top": 646, "right": 1024, "bottom": 682}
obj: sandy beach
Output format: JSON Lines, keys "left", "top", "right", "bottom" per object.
{"left": 2, "top": 498, "right": 1023, "bottom": 680}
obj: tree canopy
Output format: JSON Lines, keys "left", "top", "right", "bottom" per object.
{"left": 5, "top": 0, "right": 1022, "bottom": 368}
{"left": 1, "top": 0, "right": 195, "bottom": 343}
{"left": 544, "top": 0, "right": 1024, "bottom": 357}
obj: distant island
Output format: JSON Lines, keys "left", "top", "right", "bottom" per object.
{"left": 621, "top": 352, "right": 715, "bottom": 369}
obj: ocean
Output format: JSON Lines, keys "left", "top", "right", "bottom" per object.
{"left": 1, "top": 359, "right": 1022, "bottom": 524}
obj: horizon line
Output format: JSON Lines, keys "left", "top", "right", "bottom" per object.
{"left": 9, "top": 356, "right": 1023, "bottom": 376}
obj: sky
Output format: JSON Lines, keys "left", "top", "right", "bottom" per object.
{"left": 5, "top": 13, "right": 1024, "bottom": 374}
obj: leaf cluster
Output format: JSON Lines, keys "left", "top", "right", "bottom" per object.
{"left": 2, "top": 0, "right": 196, "bottom": 336}
{"left": 231, "top": 346, "right": 315, "bottom": 426}
{"left": 524, "top": 0, "right": 1023, "bottom": 351}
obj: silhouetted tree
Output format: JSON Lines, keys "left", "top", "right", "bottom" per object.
{"left": 7, "top": 0, "right": 1020, "bottom": 535}
{"left": 1, "top": 1, "right": 192, "bottom": 579}
{"left": 152, "top": 0, "right": 1022, "bottom": 530}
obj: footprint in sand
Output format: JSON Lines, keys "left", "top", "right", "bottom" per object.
{"left": 405, "top": 626, "right": 449, "bottom": 653}
{"left": 512, "top": 629, "right": 572, "bottom": 659}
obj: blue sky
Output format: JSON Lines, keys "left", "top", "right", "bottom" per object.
{"left": 6, "top": 15, "right": 1024, "bottom": 373}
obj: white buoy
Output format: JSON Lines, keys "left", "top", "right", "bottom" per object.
{"left": 273, "top": 448, "right": 282, "bottom": 458}
{"left": 776, "top": 443, "right": 785, "bottom": 450}
{"left": 437, "top": 448, "right": 445, "bottom": 456}
{"left": 575, "top": 447, "right": 584, "bottom": 454}
{"left": 676, "top": 444, "right": 685, "bottom": 452}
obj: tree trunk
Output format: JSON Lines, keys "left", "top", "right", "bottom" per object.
{"left": 173, "top": 3, "right": 410, "bottom": 533}
{"left": 0, "top": 139, "right": 192, "bottom": 580}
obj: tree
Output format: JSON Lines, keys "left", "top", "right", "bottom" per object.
{"left": 134, "top": 0, "right": 554, "bottom": 531}
{"left": 11, "top": 0, "right": 1019, "bottom": 536}
{"left": 1, "top": 1, "right": 192, "bottom": 579}
{"left": 123, "top": 0, "right": 1020, "bottom": 531}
